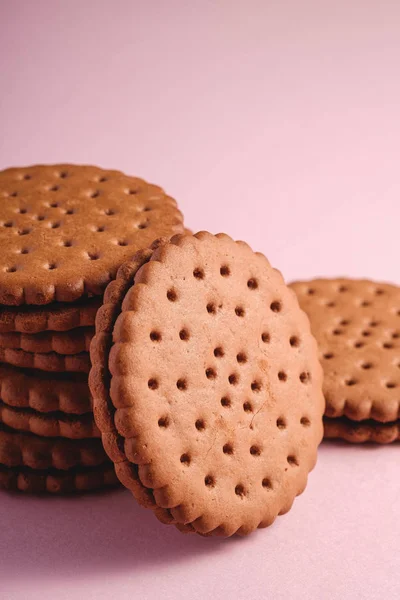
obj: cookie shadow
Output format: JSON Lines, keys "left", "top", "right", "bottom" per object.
{"left": 0, "top": 487, "right": 226, "bottom": 581}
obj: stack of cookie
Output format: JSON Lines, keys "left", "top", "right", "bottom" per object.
{"left": 0, "top": 164, "right": 184, "bottom": 493}
{"left": 291, "top": 279, "right": 400, "bottom": 444}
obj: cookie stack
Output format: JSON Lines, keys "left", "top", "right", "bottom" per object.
{"left": 0, "top": 164, "right": 184, "bottom": 493}
{"left": 291, "top": 279, "right": 400, "bottom": 444}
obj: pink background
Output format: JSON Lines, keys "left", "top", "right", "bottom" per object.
{"left": 0, "top": 1, "right": 399, "bottom": 598}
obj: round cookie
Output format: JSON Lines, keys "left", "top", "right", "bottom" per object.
{"left": 0, "top": 424, "right": 108, "bottom": 470}
{"left": 0, "top": 347, "right": 90, "bottom": 372}
{"left": 0, "top": 463, "right": 118, "bottom": 494}
{"left": 0, "top": 402, "right": 99, "bottom": 439}
{"left": 324, "top": 417, "right": 400, "bottom": 444}
{"left": 89, "top": 232, "right": 324, "bottom": 537}
{"left": 0, "top": 363, "right": 92, "bottom": 414}
{"left": 290, "top": 278, "right": 400, "bottom": 424}
{"left": 0, "top": 327, "right": 93, "bottom": 355}
{"left": 0, "top": 164, "right": 184, "bottom": 306}
{"left": 0, "top": 297, "right": 101, "bottom": 333}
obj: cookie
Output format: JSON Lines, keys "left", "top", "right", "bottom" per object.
{"left": 0, "top": 424, "right": 107, "bottom": 469}
{"left": 89, "top": 232, "right": 324, "bottom": 536}
{"left": 324, "top": 417, "right": 400, "bottom": 444}
{"left": 0, "top": 463, "right": 118, "bottom": 494}
{"left": 0, "top": 347, "right": 90, "bottom": 372}
{"left": 0, "top": 296, "right": 101, "bottom": 333}
{"left": 0, "top": 401, "right": 99, "bottom": 438}
{"left": 0, "top": 327, "right": 93, "bottom": 354}
{"left": 0, "top": 164, "right": 184, "bottom": 306}
{"left": 0, "top": 363, "right": 92, "bottom": 414}
{"left": 290, "top": 278, "right": 400, "bottom": 423}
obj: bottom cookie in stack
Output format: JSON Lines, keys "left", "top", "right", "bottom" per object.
{"left": 0, "top": 363, "right": 119, "bottom": 493}
{"left": 290, "top": 278, "right": 400, "bottom": 444}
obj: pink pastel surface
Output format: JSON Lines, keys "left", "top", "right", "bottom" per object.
{"left": 0, "top": 1, "right": 399, "bottom": 598}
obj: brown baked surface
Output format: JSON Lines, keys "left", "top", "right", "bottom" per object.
{"left": 0, "top": 327, "right": 93, "bottom": 355}
{"left": 324, "top": 416, "right": 400, "bottom": 444}
{"left": 0, "top": 463, "right": 118, "bottom": 494}
{"left": 0, "top": 164, "right": 184, "bottom": 306}
{"left": 0, "top": 363, "right": 91, "bottom": 414}
{"left": 0, "top": 424, "right": 107, "bottom": 469}
{"left": 0, "top": 347, "right": 90, "bottom": 372}
{"left": 90, "top": 232, "right": 324, "bottom": 536}
{"left": 290, "top": 278, "right": 400, "bottom": 423}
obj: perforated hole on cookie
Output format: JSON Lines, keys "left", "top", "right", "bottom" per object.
{"left": 345, "top": 378, "right": 357, "bottom": 386}
{"left": 179, "top": 328, "right": 190, "bottom": 341}
{"left": 332, "top": 328, "right": 343, "bottom": 335}
{"left": 338, "top": 285, "right": 348, "bottom": 293}
{"left": 223, "top": 443, "right": 233, "bottom": 455}
{"left": 205, "top": 368, "right": 217, "bottom": 380}
{"left": 235, "top": 306, "right": 245, "bottom": 317}
{"left": 220, "top": 265, "right": 230, "bottom": 277}
{"left": 251, "top": 380, "right": 262, "bottom": 392}
{"left": 137, "top": 222, "right": 148, "bottom": 230}
{"left": 340, "top": 319, "right": 351, "bottom": 326}
{"left": 299, "top": 371, "right": 311, "bottom": 384}
{"left": 385, "top": 381, "right": 397, "bottom": 389}
{"left": 49, "top": 185, "right": 59, "bottom": 192}
{"left": 360, "top": 300, "right": 371, "bottom": 307}
{"left": 361, "top": 362, "right": 373, "bottom": 370}
{"left": 104, "top": 208, "right": 115, "bottom": 216}
{"left": 148, "top": 378, "right": 159, "bottom": 390}
{"left": 204, "top": 475, "right": 215, "bottom": 488}
{"left": 58, "top": 171, "right": 68, "bottom": 179}
{"left": 307, "top": 288, "right": 316, "bottom": 295}
{"left": 229, "top": 373, "right": 239, "bottom": 385}
{"left": 87, "top": 252, "right": 100, "bottom": 261}
{"left": 262, "top": 478, "right": 273, "bottom": 490}
{"left": 361, "top": 330, "right": 372, "bottom": 337}
{"left": 3, "top": 221, "right": 13, "bottom": 227}
{"left": 195, "top": 419, "right": 205, "bottom": 431}
{"left": 35, "top": 215, "right": 45, "bottom": 221}
{"left": 270, "top": 301, "right": 282, "bottom": 312}
{"left": 89, "top": 190, "right": 100, "bottom": 199}
{"left": 17, "top": 228, "right": 31, "bottom": 236}
{"left": 375, "top": 288, "right": 384, "bottom": 296}
{"left": 117, "top": 240, "right": 128, "bottom": 246}
{"left": 354, "top": 341, "right": 365, "bottom": 349}
{"left": 50, "top": 222, "right": 61, "bottom": 229}
{"left": 247, "top": 278, "right": 258, "bottom": 290}
{"left": 176, "top": 378, "right": 187, "bottom": 391}
{"left": 236, "top": 352, "right": 247, "bottom": 364}
{"left": 126, "top": 188, "right": 139, "bottom": 195}
{"left": 326, "top": 301, "right": 336, "bottom": 307}
{"left": 323, "top": 352, "right": 334, "bottom": 359}
{"left": 46, "top": 263, "right": 57, "bottom": 270}
{"left": 235, "top": 484, "right": 246, "bottom": 498}
{"left": 276, "top": 417, "right": 286, "bottom": 429}
{"left": 250, "top": 445, "right": 261, "bottom": 456}
{"left": 383, "top": 342, "right": 394, "bottom": 349}
{"left": 392, "top": 332, "right": 400, "bottom": 339}
{"left": 278, "top": 371, "right": 287, "bottom": 382}
{"left": 18, "top": 248, "right": 30, "bottom": 254}
{"left": 180, "top": 453, "right": 191, "bottom": 465}
{"left": 158, "top": 416, "right": 169, "bottom": 428}
{"left": 5, "top": 266, "right": 17, "bottom": 273}
{"left": 243, "top": 401, "right": 253, "bottom": 413}
{"left": 290, "top": 336, "right": 300, "bottom": 348}
{"left": 193, "top": 268, "right": 205, "bottom": 280}
{"left": 62, "top": 240, "right": 73, "bottom": 247}
{"left": 287, "top": 455, "right": 299, "bottom": 467}
{"left": 369, "top": 320, "right": 379, "bottom": 327}
{"left": 300, "top": 416, "right": 311, "bottom": 427}
{"left": 17, "top": 207, "right": 28, "bottom": 214}
{"left": 221, "top": 396, "right": 231, "bottom": 408}
{"left": 150, "top": 331, "right": 162, "bottom": 342}
{"left": 261, "top": 332, "right": 270, "bottom": 343}
{"left": 214, "top": 346, "right": 224, "bottom": 358}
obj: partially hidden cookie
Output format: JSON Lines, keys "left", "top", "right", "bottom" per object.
{"left": 0, "top": 402, "right": 99, "bottom": 439}
{"left": 290, "top": 278, "right": 400, "bottom": 443}
{"left": 0, "top": 297, "right": 101, "bottom": 333}
{"left": 89, "top": 232, "right": 324, "bottom": 537}
{"left": 0, "top": 363, "right": 92, "bottom": 414}
{"left": 0, "top": 327, "right": 93, "bottom": 355}
{"left": 0, "top": 164, "right": 184, "bottom": 306}
{"left": 324, "top": 417, "right": 400, "bottom": 444}
{"left": 0, "top": 424, "right": 107, "bottom": 469}
{"left": 0, "top": 463, "right": 118, "bottom": 494}
{"left": 0, "top": 347, "right": 90, "bottom": 372}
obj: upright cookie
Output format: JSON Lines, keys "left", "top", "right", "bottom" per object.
{"left": 0, "top": 363, "right": 92, "bottom": 414}
{"left": 290, "top": 278, "right": 400, "bottom": 443}
{"left": 90, "top": 232, "right": 324, "bottom": 536}
{"left": 0, "top": 164, "right": 184, "bottom": 305}
{"left": 0, "top": 463, "right": 118, "bottom": 494}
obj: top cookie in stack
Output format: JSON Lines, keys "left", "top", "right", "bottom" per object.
{"left": 0, "top": 164, "right": 185, "bottom": 493}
